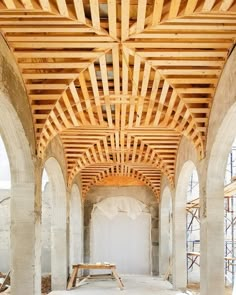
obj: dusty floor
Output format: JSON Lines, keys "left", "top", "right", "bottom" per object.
{"left": 0, "top": 276, "right": 233, "bottom": 295}
{"left": 48, "top": 276, "right": 186, "bottom": 295}
{"left": 187, "top": 282, "right": 233, "bottom": 295}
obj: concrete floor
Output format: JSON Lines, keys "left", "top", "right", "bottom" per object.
{"left": 49, "top": 276, "right": 186, "bottom": 295}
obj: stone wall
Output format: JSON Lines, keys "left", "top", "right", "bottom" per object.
{"left": 84, "top": 185, "right": 159, "bottom": 275}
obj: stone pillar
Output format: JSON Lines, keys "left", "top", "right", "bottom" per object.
{"left": 150, "top": 201, "right": 159, "bottom": 276}
{"left": 51, "top": 190, "right": 67, "bottom": 290}
{"left": 69, "top": 185, "right": 83, "bottom": 272}
{"left": 66, "top": 188, "right": 70, "bottom": 275}
{"left": 159, "top": 187, "right": 172, "bottom": 277}
{"left": 44, "top": 157, "right": 67, "bottom": 290}
{"left": 34, "top": 160, "right": 42, "bottom": 294}
{"left": 172, "top": 191, "right": 187, "bottom": 291}
{"left": 51, "top": 228, "right": 67, "bottom": 290}
{"left": 41, "top": 181, "right": 52, "bottom": 274}
{"left": 159, "top": 206, "right": 171, "bottom": 276}
{"left": 200, "top": 175, "right": 225, "bottom": 295}
{"left": 11, "top": 182, "right": 41, "bottom": 295}
{"left": 0, "top": 34, "right": 41, "bottom": 294}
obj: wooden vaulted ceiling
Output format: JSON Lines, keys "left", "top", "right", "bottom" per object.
{"left": 0, "top": 0, "right": 236, "bottom": 198}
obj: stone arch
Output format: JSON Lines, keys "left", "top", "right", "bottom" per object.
{"left": 201, "top": 103, "right": 236, "bottom": 295}
{"left": 70, "top": 184, "right": 83, "bottom": 271}
{"left": 198, "top": 44, "right": 236, "bottom": 295}
{"left": 44, "top": 157, "right": 67, "bottom": 290}
{"left": 159, "top": 185, "right": 172, "bottom": 276}
{"left": 0, "top": 91, "right": 34, "bottom": 184}
{"left": 0, "top": 90, "right": 38, "bottom": 294}
{"left": 173, "top": 160, "right": 199, "bottom": 290}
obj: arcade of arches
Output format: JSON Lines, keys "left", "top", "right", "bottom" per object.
{"left": 1, "top": 1, "right": 236, "bottom": 294}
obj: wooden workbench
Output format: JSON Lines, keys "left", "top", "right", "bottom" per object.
{"left": 67, "top": 263, "right": 124, "bottom": 290}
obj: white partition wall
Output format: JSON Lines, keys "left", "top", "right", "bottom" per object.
{"left": 90, "top": 197, "right": 151, "bottom": 274}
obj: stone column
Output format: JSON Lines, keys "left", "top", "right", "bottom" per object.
{"left": 51, "top": 228, "right": 67, "bottom": 290}
{"left": 44, "top": 157, "right": 67, "bottom": 291}
{"left": 200, "top": 172, "right": 225, "bottom": 295}
{"left": 11, "top": 182, "right": 41, "bottom": 295}
{"left": 66, "top": 188, "right": 70, "bottom": 275}
{"left": 34, "top": 159, "right": 42, "bottom": 295}
{"left": 159, "top": 195, "right": 171, "bottom": 276}
{"left": 51, "top": 188, "right": 67, "bottom": 290}
{"left": 70, "top": 185, "right": 83, "bottom": 271}
{"left": 172, "top": 191, "right": 187, "bottom": 291}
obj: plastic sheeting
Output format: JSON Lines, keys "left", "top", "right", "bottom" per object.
{"left": 90, "top": 211, "right": 151, "bottom": 274}
{"left": 91, "top": 196, "right": 146, "bottom": 220}
{"left": 90, "top": 197, "right": 151, "bottom": 274}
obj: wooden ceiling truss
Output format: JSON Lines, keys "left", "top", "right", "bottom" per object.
{"left": 0, "top": 0, "right": 236, "bottom": 198}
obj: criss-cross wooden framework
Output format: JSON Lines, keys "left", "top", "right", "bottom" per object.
{"left": 0, "top": 0, "right": 236, "bottom": 198}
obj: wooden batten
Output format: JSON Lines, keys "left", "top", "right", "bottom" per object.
{"left": 0, "top": 0, "right": 236, "bottom": 199}
{"left": 96, "top": 175, "right": 145, "bottom": 186}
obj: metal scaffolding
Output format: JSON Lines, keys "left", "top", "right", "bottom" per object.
{"left": 186, "top": 170, "right": 200, "bottom": 282}
{"left": 186, "top": 198, "right": 200, "bottom": 281}
{"left": 186, "top": 144, "right": 236, "bottom": 286}
{"left": 224, "top": 144, "right": 236, "bottom": 286}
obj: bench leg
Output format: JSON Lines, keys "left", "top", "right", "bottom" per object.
{"left": 77, "top": 275, "right": 90, "bottom": 287}
{"left": 112, "top": 270, "right": 124, "bottom": 290}
{"left": 67, "top": 267, "right": 79, "bottom": 290}
{"left": 0, "top": 271, "right": 10, "bottom": 292}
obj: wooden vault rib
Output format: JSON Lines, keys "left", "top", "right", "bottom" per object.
{"left": 80, "top": 163, "right": 162, "bottom": 199}
{"left": 59, "top": 128, "right": 180, "bottom": 197}
{"left": 0, "top": 0, "right": 236, "bottom": 199}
